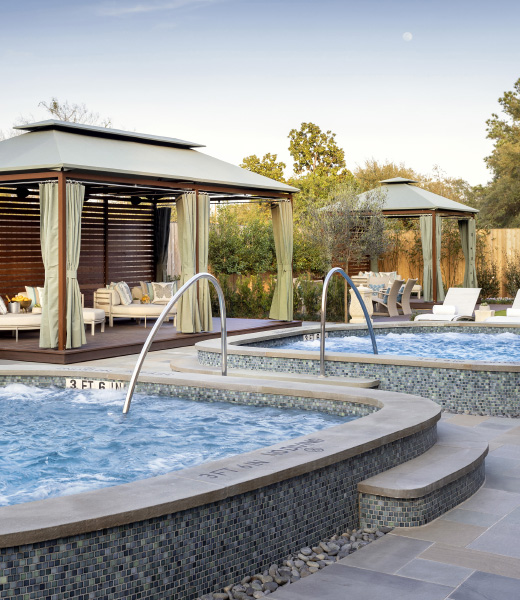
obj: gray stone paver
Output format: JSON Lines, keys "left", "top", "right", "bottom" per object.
{"left": 271, "top": 413, "right": 520, "bottom": 600}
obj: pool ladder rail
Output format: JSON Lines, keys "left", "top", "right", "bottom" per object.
{"left": 320, "top": 267, "right": 378, "bottom": 377}
{"left": 123, "top": 273, "right": 227, "bottom": 414}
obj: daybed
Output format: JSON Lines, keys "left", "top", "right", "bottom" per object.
{"left": 415, "top": 288, "right": 481, "bottom": 322}
{"left": 485, "top": 290, "right": 520, "bottom": 324}
{"left": 94, "top": 284, "right": 177, "bottom": 328}
{"left": 0, "top": 313, "right": 41, "bottom": 342}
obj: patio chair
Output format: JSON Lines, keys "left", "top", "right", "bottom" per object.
{"left": 372, "top": 279, "right": 405, "bottom": 318}
{"left": 397, "top": 278, "right": 418, "bottom": 316}
{"left": 485, "top": 289, "right": 520, "bottom": 323}
{"left": 414, "top": 287, "right": 481, "bottom": 322}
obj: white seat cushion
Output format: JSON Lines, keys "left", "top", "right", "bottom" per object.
{"left": 0, "top": 314, "right": 41, "bottom": 327}
{"left": 111, "top": 303, "right": 176, "bottom": 317}
{"left": 83, "top": 308, "right": 106, "bottom": 323}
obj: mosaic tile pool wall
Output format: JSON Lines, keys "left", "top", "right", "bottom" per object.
{"left": 0, "top": 378, "right": 436, "bottom": 599}
{"left": 198, "top": 326, "right": 520, "bottom": 417}
{"left": 360, "top": 461, "right": 485, "bottom": 528}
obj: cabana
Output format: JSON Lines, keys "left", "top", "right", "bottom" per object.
{"left": 0, "top": 120, "right": 297, "bottom": 351}
{"left": 358, "top": 178, "right": 479, "bottom": 302}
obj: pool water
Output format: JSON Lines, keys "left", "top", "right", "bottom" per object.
{"left": 0, "top": 384, "right": 352, "bottom": 506}
{"left": 284, "top": 331, "right": 520, "bottom": 362}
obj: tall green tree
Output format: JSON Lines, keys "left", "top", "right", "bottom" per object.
{"left": 288, "top": 122, "right": 347, "bottom": 177}
{"left": 479, "top": 78, "right": 520, "bottom": 226}
{"left": 240, "top": 153, "right": 286, "bottom": 182}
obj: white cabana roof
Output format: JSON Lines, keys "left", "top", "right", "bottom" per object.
{"left": 360, "top": 178, "right": 478, "bottom": 214}
{"left": 0, "top": 121, "right": 298, "bottom": 194}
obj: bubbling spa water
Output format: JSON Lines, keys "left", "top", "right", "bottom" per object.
{"left": 0, "top": 384, "right": 352, "bottom": 507}
{"left": 284, "top": 331, "right": 520, "bottom": 362}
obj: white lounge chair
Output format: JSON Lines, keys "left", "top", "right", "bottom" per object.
{"left": 414, "top": 287, "right": 481, "bottom": 322}
{"left": 485, "top": 290, "right": 520, "bottom": 324}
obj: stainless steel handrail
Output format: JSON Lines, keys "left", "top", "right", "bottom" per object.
{"left": 320, "top": 267, "right": 378, "bottom": 377}
{"left": 123, "top": 272, "right": 227, "bottom": 414}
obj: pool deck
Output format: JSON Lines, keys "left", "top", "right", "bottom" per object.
{"left": 2, "top": 317, "right": 520, "bottom": 600}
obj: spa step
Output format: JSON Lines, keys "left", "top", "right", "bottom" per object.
{"left": 170, "top": 356, "right": 380, "bottom": 388}
{"left": 358, "top": 422, "right": 488, "bottom": 528}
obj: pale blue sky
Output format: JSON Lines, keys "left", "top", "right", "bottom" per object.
{"left": 1, "top": 0, "right": 519, "bottom": 185}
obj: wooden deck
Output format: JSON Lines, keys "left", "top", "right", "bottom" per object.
{"left": 0, "top": 318, "right": 302, "bottom": 365}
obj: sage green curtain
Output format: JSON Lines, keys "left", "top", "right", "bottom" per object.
{"left": 370, "top": 256, "right": 379, "bottom": 272}
{"left": 66, "top": 183, "right": 86, "bottom": 349}
{"left": 176, "top": 192, "right": 201, "bottom": 333}
{"left": 197, "top": 193, "right": 213, "bottom": 331}
{"left": 269, "top": 201, "right": 293, "bottom": 321}
{"left": 459, "top": 218, "right": 478, "bottom": 288}
{"left": 39, "top": 183, "right": 60, "bottom": 348}
{"left": 154, "top": 207, "right": 171, "bottom": 281}
{"left": 435, "top": 215, "right": 445, "bottom": 301}
{"left": 419, "top": 215, "right": 433, "bottom": 302}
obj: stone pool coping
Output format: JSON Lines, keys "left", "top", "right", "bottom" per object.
{"left": 195, "top": 321, "right": 520, "bottom": 372}
{"left": 0, "top": 364, "right": 440, "bottom": 549}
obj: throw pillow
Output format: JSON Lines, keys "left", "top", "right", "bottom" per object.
{"left": 0, "top": 296, "right": 7, "bottom": 315}
{"left": 115, "top": 281, "right": 133, "bottom": 306}
{"left": 37, "top": 287, "right": 45, "bottom": 308}
{"left": 140, "top": 281, "right": 154, "bottom": 302}
{"left": 25, "top": 286, "right": 38, "bottom": 308}
{"left": 152, "top": 282, "right": 174, "bottom": 305}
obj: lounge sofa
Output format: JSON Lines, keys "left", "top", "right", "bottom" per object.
{"left": 93, "top": 285, "right": 177, "bottom": 327}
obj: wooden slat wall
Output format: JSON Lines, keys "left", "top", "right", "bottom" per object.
{"left": 0, "top": 194, "right": 156, "bottom": 307}
{"left": 0, "top": 195, "right": 43, "bottom": 300}
{"left": 106, "top": 201, "right": 155, "bottom": 291}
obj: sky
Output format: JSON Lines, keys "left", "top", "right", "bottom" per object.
{"left": 1, "top": 0, "right": 519, "bottom": 186}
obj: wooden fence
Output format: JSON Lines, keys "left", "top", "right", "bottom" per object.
{"left": 379, "top": 228, "right": 520, "bottom": 298}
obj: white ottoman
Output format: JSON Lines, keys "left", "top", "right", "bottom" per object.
{"left": 83, "top": 308, "right": 106, "bottom": 334}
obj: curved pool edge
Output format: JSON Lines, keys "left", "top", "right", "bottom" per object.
{"left": 0, "top": 365, "right": 440, "bottom": 549}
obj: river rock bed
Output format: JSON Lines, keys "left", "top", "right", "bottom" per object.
{"left": 197, "top": 526, "right": 393, "bottom": 600}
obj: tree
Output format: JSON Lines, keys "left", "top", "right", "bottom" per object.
{"left": 288, "top": 122, "right": 347, "bottom": 177}
{"left": 37, "top": 98, "right": 112, "bottom": 127}
{"left": 478, "top": 78, "right": 520, "bottom": 226}
{"left": 240, "top": 153, "right": 286, "bottom": 182}
{"left": 306, "top": 182, "right": 388, "bottom": 320}
{"left": 354, "top": 159, "right": 419, "bottom": 192}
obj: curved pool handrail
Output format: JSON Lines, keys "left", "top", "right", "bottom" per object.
{"left": 320, "top": 267, "right": 378, "bottom": 377}
{"left": 123, "top": 273, "right": 227, "bottom": 414}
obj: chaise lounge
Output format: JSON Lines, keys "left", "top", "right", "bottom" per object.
{"left": 485, "top": 289, "right": 520, "bottom": 324}
{"left": 414, "top": 287, "right": 482, "bottom": 322}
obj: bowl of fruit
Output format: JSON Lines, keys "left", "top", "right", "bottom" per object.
{"left": 9, "top": 294, "right": 32, "bottom": 312}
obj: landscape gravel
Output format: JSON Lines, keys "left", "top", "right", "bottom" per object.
{"left": 197, "top": 526, "right": 393, "bottom": 600}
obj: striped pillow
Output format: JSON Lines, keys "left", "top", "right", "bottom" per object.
{"left": 115, "top": 282, "right": 133, "bottom": 306}
{"left": 25, "top": 286, "right": 38, "bottom": 308}
{"left": 0, "top": 296, "right": 7, "bottom": 315}
{"left": 139, "top": 281, "right": 154, "bottom": 302}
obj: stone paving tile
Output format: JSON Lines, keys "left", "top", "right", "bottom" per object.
{"left": 337, "top": 534, "right": 432, "bottom": 573}
{"left": 474, "top": 421, "right": 515, "bottom": 431}
{"left": 455, "top": 486, "right": 520, "bottom": 516}
{"left": 390, "top": 520, "right": 487, "bottom": 547}
{"left": 270, "top": 564, "right": 454, "bottom": 600}
{"left": 488, "top": 444, "right": 520, "bottom": 460}
{"left": 395, "top": 558, "right": 474, "bottom": 587}
{"left": 483, "top": 454, "right": 520, "bottom": 476}
{"left": 483, "top": 471, "right": 520, "bottom": 494}
{"left": 419, "top": 543, "right": 520, "bottom": 579}
{"left": 442, "top": 414, "right": 490, "bottom": 427}
{"left": 440, "top": 508, "right": 501, "bottom": 528}
{"left": 448, "top": 570, "right": 520, "bottom": 599}
{"left": 492, "top": 433, "right": 520, "bottom": 446}
{"left": 467, "top": 513, "right": 520, "bottom": 558}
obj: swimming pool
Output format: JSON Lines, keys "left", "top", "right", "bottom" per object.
{"left": 282, "top": 331, "right": 520, "bottom": 362}
{"left": 0, "top": 383, "right": 351, "bottom": 506}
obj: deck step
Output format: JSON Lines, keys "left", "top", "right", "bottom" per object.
{"left": 358, "top": 422, "right": 488, "bottom": 528}
{"left": 170, "top": 356, "right": 380, "bottom": 388}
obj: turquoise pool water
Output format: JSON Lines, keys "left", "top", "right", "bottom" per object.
{"left": 283, "top": 331, "right": 520, "bottom": 362}
{"left": 0, "top": 384, "right": 351, "bottom": 506}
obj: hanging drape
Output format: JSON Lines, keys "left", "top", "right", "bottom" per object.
{"left": 269, "top": 201, "right": 293, "bottom": 321}
{"left": 197, "top": 193, "right": 213, "bottom": 331}
{"left": 176, "top": 192, "right": 201, "bottom": 333}
{"left": 370, "top": 256, "right": 379, "bottom": 272}
{"left": 66, "top": 183, "right": 86, "bottom": 349}
{"left": 435, "top": 215, "right": 445, "bottom": 301}
{"left": 459, "top": 218, "right": 478, "bottom": 288}
{"left": 39, "top": 183, "right": 60, "bottom": 348}
{"left": 154, "top": 206, "right": 171, "bottom": 281}
{"left": 419, "top": 215, "right": 433, "bottom": 302}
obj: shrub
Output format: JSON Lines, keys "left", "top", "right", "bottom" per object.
{"left": 476, "top": 257, "right": 500, "bottom": 299}
{"left": 504, "top": 252, "right": 520, "bottom": 298}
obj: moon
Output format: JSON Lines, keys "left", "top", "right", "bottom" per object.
{"left": 403, "top": 32, "right": 413, "bottom": 42}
